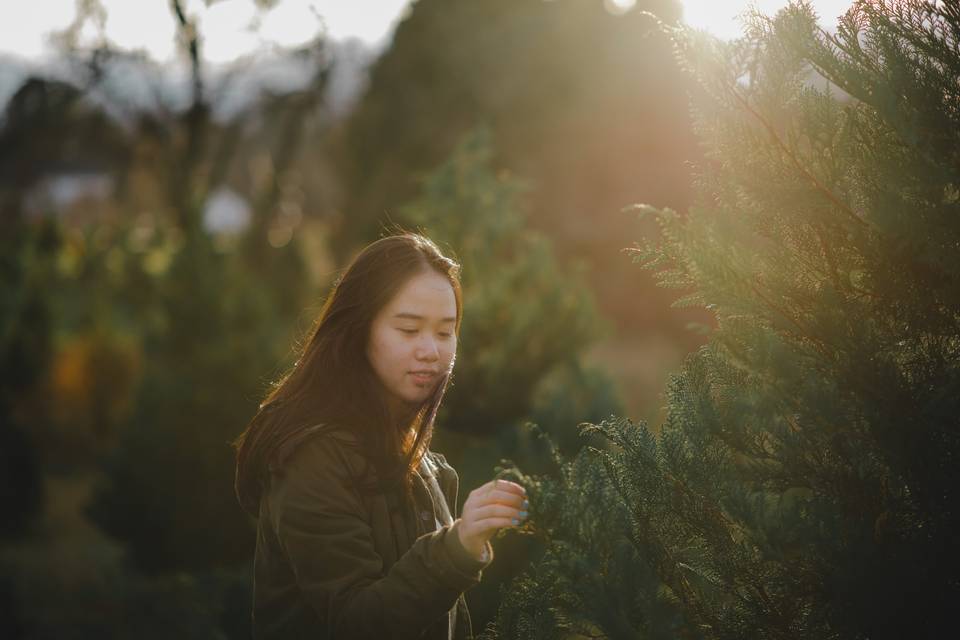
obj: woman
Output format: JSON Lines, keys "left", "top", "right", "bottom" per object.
{"left": 234, "top": 232, "right": 528, "bottom": 639}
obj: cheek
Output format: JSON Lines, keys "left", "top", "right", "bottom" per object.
{"left": 381, "top": 332, "right": 414, "bottom": 367}
{"left": 368, "top": 329, "right": 398, "bottom": 373}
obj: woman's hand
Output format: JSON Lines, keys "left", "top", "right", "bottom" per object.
{"left": 454, "top": 478, "right": 528, "bottom": 560}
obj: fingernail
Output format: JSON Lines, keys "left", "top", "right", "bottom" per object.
{"left": 519, "top": 511, "right": 528, "bottom": 518}
{"left": 522, "top": 499, "right": 529, "bottom": 508}
{"left": 511, "top": 518, "right": 519, "bottom": 525}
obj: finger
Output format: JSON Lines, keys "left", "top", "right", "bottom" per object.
{"left": 473, "top": 481, "right": 497, "bottom": 497}
{"left": 471, "top": 515, "right": 524, "bottom": 531}
{"left": 489, "top": 479, "right": 527, "bottom": 496}
{"left": 476, "top": 489, "right": 527, "bottom": 509}
{"left": 472, "top": 503, "right": 527, "bottom": 522}
{"left": 470, "top": 480, "right": 527, "bottom": 505}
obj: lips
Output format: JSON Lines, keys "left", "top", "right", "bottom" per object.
{"left": 409, "top": 370, "right": 438, "bottom": 383}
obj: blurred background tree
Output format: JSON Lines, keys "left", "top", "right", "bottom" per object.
{"left": 1, "top": 0, "right": 673, "bottom": 635}
{"left": 487, "top": 1, "right": 960, "bottom": 638}
{"left": 330, "top": 0, "right": 709, "bottom": 424}
{"left": 402, "top": 127, "right": 616, "bottom": 440}
{"left": 2, "top": 0, "right": 897, "bottom": 637}
{"left": 1, "top": 1, "right": 339, "bottom": 636}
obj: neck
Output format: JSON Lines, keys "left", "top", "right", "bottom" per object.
{"left": 387, "top": 403, "right": 417, "bottom": 437}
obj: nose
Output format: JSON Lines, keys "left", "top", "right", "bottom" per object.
{"left": 415, "top": 335, "right": 440, "bottom": 361}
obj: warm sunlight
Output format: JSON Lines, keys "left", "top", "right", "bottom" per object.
{"left": 4, "top": 1, "right": 858, "bottom": 62}
{"left": 603, "top": 0, "right": 853, "bottom": 37}
{"left": 3, "top": 0, "right": 953, "bottom": 636}
{"left": 679, "top": 0, "right": 854, "bottom": 38}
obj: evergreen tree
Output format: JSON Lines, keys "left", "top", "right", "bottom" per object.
{"left": 85, "top": 228, "right": 305, "bottom": 572}
{"left": 403, "top": 128, "right": 624, "bottom": 630}
{"left": 486, "top": 2, "right": 960, "bottom": 638}
{"left": 402, "top": 127, "right": 617, "bottom": 442}
{"left": 332, "top": 0, "right": 700, "bottom": 338}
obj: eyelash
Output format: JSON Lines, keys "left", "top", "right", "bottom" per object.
{"left": 399, "top": 329, "right": 453, "bottom": 338}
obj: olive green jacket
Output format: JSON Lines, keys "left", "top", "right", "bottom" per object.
{"left": 252, "top": 425, "right": 494, "bottom": 640}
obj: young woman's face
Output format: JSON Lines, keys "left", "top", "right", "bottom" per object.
{"left": 366, "top": 269, "right": 458, "bottom": 417}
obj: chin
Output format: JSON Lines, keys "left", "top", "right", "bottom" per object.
{"left": 405, "top": 392, "right": 432, "bottom": 406}
{"left": 396, "top": 387, "right": 427, "bottom": 406}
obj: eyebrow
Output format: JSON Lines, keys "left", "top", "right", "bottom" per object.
{"left": 392, "top": 312, "right": 457, "bottom": 323}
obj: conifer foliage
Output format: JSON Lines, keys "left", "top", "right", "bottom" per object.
{"left": 486, "top": 2, "right": 960, "bottom": 638}
{"left": 402, "top": 128, "right": 611, "bottom": 437}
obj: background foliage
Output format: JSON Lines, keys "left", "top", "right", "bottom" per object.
{"left": 6, "top": 0, "right": 952, "bottom": 638}
{"left": 3, "top": 2, "right": 684, "bottom": 636}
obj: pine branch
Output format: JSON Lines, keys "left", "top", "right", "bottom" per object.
{"left": 727, "top": 87, "right": 873, "bottom": 232}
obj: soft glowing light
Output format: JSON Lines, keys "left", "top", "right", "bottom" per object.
{"left": 680, "top": 0, "right": 854, "bottom": 39}
{"left": 604, "top": 0, "right": 637, "bottom": 16}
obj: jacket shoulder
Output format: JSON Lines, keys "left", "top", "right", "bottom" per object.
{"left": 273, "top": 424, "right": 367, "bottom": 486}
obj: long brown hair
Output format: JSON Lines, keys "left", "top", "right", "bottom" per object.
{"left": 233, "top": 232, "right": 462, "bottom": 517}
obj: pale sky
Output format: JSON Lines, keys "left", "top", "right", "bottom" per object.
{"left": 1, "top": 0, "right": 412, "bottom": 63}
{"left": 2, "top": 0, "right": 855, "bottom": 62}
{"left": 675, "top": 0, "right": 851, "bottom": 37}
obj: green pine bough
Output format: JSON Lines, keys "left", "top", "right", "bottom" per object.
{"left": 482, "top": 2, "right": 960, "bottom": 639}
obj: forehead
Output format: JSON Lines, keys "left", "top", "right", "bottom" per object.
{"left": 384, "top": 271, "right": 457, "bottom": 316}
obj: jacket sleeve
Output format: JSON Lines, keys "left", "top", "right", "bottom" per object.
{"left": 267, "top": 435, "right": 493, "bottom": 640}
